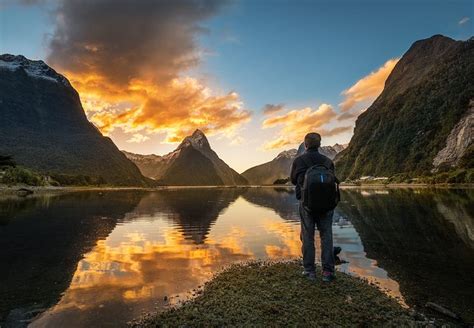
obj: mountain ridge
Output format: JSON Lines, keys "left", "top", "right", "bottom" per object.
{"left": 241, "top": 144, "right": 346, "bottom": 185}
{"left": 0, "top": 54, "right": 149, "bottom": 186}
{"left": 335, "top": 35, "right": 473, "bottom": 180}
{"left": 123, "top": 130, "right": 247, "bottom": 186}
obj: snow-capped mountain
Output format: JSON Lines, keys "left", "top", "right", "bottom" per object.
{"left": 319, "top": 144, "right": 347, "bottom": 160}
{"left": 0, "top": 54, "right": 148, "bottom": 186}
{"left": 0, "top": 54, "right": 71, "bottom": 86}
{"left": 242, "top": 144, "right": 346, "bottom": 185}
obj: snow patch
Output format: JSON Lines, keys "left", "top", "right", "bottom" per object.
{"left": 0, "top": 54, "right": 71, "bottom": 86}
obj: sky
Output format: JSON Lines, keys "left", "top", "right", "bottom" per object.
{"left": 0, "top": 0, "right": 472, "bottom": 172}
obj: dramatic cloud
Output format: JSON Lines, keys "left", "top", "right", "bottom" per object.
{"left": 459, "top": 17, "right": 470, "bottom": 25}
{"left": 339, "top": 58, "right": 399, "bottom": 112}
{"left": 46, "top": 0, "right": 250, "bottom": 143}
{"left": 262, "top": 103, "right": 284, "bottom": 115}
{"left": 262, "top": 104, "right": 349, "bottom": 150}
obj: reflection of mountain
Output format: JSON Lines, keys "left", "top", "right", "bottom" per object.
{"left": 242, "top": 187, "right": 299, "bottom": 221}
{"left": 0, "top": 192, "right": 142, "bottom": 326}
{"left": 132, "top": 188, "right": 245, "bottom": 244}
{"left": 338, "top": 188, "right": 474, "bottom": 323}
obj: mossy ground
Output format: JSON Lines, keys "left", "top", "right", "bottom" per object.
{"left": 131, "top": 260, "right": 427, "bottom": 327}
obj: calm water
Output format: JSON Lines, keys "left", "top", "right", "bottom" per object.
{"left": 0, "top": 187, "right": 473, "bottom": 327}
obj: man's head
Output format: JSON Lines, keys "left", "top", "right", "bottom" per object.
{"left": 304, "top": 133, "right": 321, "bottom": 150}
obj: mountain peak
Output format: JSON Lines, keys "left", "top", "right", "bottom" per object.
{"left": 192, "top": 129, "right": 206, "bottom": 137}
{"left": 0, "top": 54, "right": 71, "bottom": 86}
{"left": 276, "top": 149, "right": 297, "bottom": 159}
{"left": 383, "top": 34, "right": 462, "bottom": 94}
{"left": 177, "top": 129, "right": 211, "bottom": 151}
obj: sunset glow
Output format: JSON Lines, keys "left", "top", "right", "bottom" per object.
{"left": 1, "top": 0, "right": 471, "bottom": 172}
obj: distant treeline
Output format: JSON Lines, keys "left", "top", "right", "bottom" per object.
{"left": 0, "top": 165, "right": 107, "bottom": 187}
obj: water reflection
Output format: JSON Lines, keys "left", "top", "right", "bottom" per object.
{"left": 241, "top": 187, "right": 298, "bottom": 221}
{"left": 0, "top": 192, "right": 143, "bottom": 326}
{"left": 0, "top": 187, "right": 472, "bottom": 326}
{"left": 131, "top": 188, "right": 245, "bottom": 243}
{"left": 338, "top": 188, "right": 474, "bottom": 322}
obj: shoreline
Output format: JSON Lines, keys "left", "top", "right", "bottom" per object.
{"left": 1, "top": 182, "right": 473, "bottom": 197}
{"left": 130, "top": 260, "right": 446, "bottom": 327}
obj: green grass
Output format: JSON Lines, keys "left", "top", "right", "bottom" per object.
{"left": 131, "top": 261, "right": 428, "bottom": 327}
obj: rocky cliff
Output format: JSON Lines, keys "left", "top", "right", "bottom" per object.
{"left": 335, "top": 35, "right": 474, "bottom": 180}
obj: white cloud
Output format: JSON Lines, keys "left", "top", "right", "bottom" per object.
{"left": 459, "top": 17, "right": 470, "bottom": 25}
{"left": 127, "top": 133, "right": 150, "bottom": 143}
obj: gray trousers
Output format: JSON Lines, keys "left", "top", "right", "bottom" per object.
{"left": 299, "top": 202, "right": 335, "bottom": 273}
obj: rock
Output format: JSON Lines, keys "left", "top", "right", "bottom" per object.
{"left": 425, "top": 302, "right": 459, "bottom": 320}
{"left": 17, "top": 188, "right": 33, "bottom": 197}
{"left": 432, "top": 100, "right": 473, "bottom": 171}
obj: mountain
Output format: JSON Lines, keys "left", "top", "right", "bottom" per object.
{"left": 319, "top": 144, "right": 347, "bottom": 160}
{"left": 241, "top": 150, "right": 296, "bottom": 185}
{"left": 335, "top": 35, "right": 474, "bottom": 180}
{"left": 0, "top": 54, "right": 149, "bottom": 186}
{"left": 123, "top": 130, "right": 248, "bottom": 185}
{"left": 241, "top": 144, "right": 346, "bottom": 185}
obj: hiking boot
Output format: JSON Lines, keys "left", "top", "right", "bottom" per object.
{"left": 302, "top": 271, "right": 316, "bottom": 281}
{"left": 322, "top": 271, "right": 336, "bottom": 283}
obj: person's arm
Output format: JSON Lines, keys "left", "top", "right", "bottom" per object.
{"left": 290, "top": 158, "right": 299, "bottom": 185}
{"left": 330, "top": 160, "right": 340, "bottom": 183}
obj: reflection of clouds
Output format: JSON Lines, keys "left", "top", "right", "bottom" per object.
{"left": 32, "top": 218, "right": 253, "bottom": 327}
{"left": 262, "top": 219, "right": 301, "bottom": 258}
{"left": 32, "top": 188, "right": 411, "bottom": 327}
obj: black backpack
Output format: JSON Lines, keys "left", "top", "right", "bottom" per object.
{"left": 301, "top": 157, "right": 340, "bottom": 213}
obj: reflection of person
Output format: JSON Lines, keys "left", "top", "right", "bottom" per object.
{"left": 290, "top": 133, "right": 337, "bottom": 282}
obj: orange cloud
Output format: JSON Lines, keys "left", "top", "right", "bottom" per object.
{"left": 339, "top": 58, "right": 399, "bottom": 112}
{"left": 46, "top": 0, "right": 249, "bottom": 144}
{"left": 63, "top": 72, "right": 251, "bottom": 143}
{"left": 262, "top": 104, "right": 348, "bottom": 150}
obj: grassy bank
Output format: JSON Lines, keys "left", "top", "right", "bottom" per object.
{"left": 131, "top": 261, "right": 431, "bottom": 327}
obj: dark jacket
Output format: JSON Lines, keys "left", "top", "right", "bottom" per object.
{"left": 290, "top": 148, "right": 335, "bottom": 200}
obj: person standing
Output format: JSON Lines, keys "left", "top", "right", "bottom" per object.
{"left": 290, "top": 133, "right": 340, "bottom": 282}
